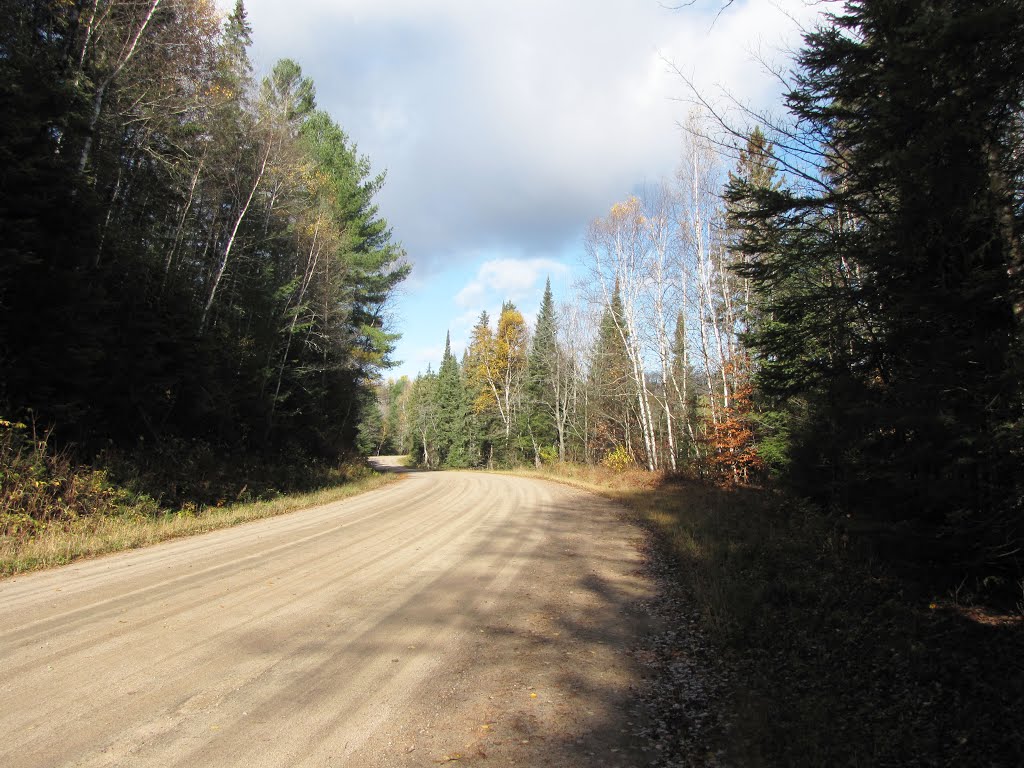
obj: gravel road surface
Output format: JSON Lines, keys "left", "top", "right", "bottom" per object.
{"left": 0, "top": 458, "right": 657, "bottom": 767}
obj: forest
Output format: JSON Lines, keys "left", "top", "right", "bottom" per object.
{"left": 1, "top": 0, "right": 1021, "bottom": 585}
{"left": 2, "top": 0, "right": 1023, "bottom": 762}
{"left": 354, "top": 6, "right": 1024, "bottom": 755}
{"left": 1, "top": 0, "right": 408, "bottom": 503}
{"left": 362, "top": 0, "right": 1024, "bottom": 586}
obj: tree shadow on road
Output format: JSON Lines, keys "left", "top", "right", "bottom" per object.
{"left": 332, "top": 481, "right": 679, "bottom": 767}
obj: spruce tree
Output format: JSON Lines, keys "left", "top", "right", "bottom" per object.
{"left": 465, "top": 311, "right": 501, "bottom": 466}
{"left": 669, "top": 310, "right": 698, "bottom": 461}
{"left": 524, "top": 278, "right": 559, "bottom": 463}
{"left": 224, "top": 1, "right": 255, "bottom": 88}
{"left": 409, "top": 368, "right": 439, "bottom": 467}
{"left": 589, "top": 283, "right": 633, "bottom": 460}
{"left": 355, "top": 392, "right": 385, "bottom": 456}
{"left": 460, "top": 351, "right": 485, "bottom": 466}
{"left": 435, "top": 333, "right": 469, "bottom": 466}
{"left": 729, "top": 0, "right": 1024, "bottom": 572}
{"left": 0, "top": 1, "right": 409, "bottom": 475}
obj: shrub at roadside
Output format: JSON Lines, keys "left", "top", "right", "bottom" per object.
{"left": 0, "top": 418, "right": 392, "bottom": 576}
{"left": 1, "top": 420, "right": 155, "bottom": 539}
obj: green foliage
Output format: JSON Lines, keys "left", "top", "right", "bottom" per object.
{"left": 589, "top": 284, "right": 633, "bottom": 458}
{"left": 538, "top": 445, "right": 558, "bottom": 465}
{"left": 355, "top": 393, "right": 385, "bottom": 456}
{"left": 0, "top": 419, "right": 151, "bottom": 539}
{"left": 750, "top": 408, "right": 794, "bottom": 474}
{"left": 523, "top": 278, "right": 559, "bottom": 457}
{"left": 435, "top": 333, "right": 471, "bottom": 466}
{"left": 669, "top": 310, "right": 701, "bottom": 463}
{"left": 729, "top": 0, "right": 1024, "bottom": 575}
{"left": 408, "top": 369, "right": 439, "bottom": 467}
{"left": 0, "top": 1, "right": 407, "bottom": 472}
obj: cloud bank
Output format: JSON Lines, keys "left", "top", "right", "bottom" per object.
{"left": 232, "top": 0, "right": 827, "bottom": 273}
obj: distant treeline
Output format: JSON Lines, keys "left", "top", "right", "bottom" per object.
{"left": 0, "top": 0, "right": 407, "bottom": 462}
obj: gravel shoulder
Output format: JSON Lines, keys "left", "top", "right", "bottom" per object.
{"left": 0, "top": 459, "right": 666, "bottom": 767}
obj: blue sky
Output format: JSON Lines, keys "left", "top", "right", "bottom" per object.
{"left": 392, "top": 248, "right": 579, "bottom": 376}
{"left": 221, "top": 0, "right": 829, "bottom": 379}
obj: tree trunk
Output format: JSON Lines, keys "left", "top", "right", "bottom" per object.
{"left": 200, "top": 143, "right": 271, "bottom": 333}
{"left": 79, "top": 0, "right": 164, "bottom": 173}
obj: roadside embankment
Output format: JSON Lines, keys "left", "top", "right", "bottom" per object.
{"left": 0, "top": 420, "right": 399, "bottom": 576}
{"left": 515, "top": 463, "right": 1024, "bottom": 767}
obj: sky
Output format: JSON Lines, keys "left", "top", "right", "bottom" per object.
{"left": 225, "top": 0, "right": 828, "bottom": 378}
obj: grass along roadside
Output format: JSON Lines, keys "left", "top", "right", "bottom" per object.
{"left": 1, "top": 418, "right": 403, "bottom": 577}
{"left": 512, "top": 462, "right": 1024, "bottom": 767}
{"left": 0, "top": 469, "right": 399, "bottom": 578}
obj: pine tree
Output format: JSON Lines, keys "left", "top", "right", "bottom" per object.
{"left": 385, "top": 377, "right": 411, "bottom": 455}
{"left": 459, "top": 351, "right": 485, "bottom": 466}
{"left": 0, "top": 1, "right": 409, "bottom": 475}
{"left": 726, "top": 127, "right": 780, "bottom": 337}
{"left": 669, "top": 310, "right": 699, "bottom": 461}
{"left": 355, "top": 390, "right": 385, "bottom": 456}
{"left": 223, "top": 1, "right": 254, "bottom": 89}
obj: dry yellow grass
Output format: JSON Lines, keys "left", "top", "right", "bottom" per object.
{"left": 514, "top": 463, "right": 1024, "bottom": 766}
{"left": 0, "top": 472, "right": 399, "bottom": 577}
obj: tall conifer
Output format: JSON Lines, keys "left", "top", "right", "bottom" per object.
{"left": 729, "top": 0, "right": 1024, "bottom": 570}
{"left": 524, "top": 278, "right": 559, "bottom": 462}
{"left": 435, "top": 332, "right": 468, "bottom": 466}
{"left": 589, "top": 283, "right": 633, "bottom": 459}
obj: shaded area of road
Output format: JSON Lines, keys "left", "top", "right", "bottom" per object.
{"left": 0, "top": 462, "right": 656, "bottom": 767}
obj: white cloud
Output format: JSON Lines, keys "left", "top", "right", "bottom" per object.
{"left": 231, "top": 0, "right": 829, "bottom": 275}
{"left": 453, "top": 281, "right": 485, "bottom": 311}
{"left": 455, "top": 257, "right": 570, "bottom": 310}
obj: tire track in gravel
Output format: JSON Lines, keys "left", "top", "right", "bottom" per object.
{"left": 0, "top": 459, "right": 658, "bottom": 768}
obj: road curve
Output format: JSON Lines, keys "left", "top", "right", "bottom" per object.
{"left": 0, "top": 462, "right": 655, "bottom": 767}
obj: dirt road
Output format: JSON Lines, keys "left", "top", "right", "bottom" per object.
{"left": 0, "top": 460, "right": 657, "bottom": 767}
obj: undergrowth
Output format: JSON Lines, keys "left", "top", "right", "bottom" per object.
{"left": 0, "top": 419, "right": 396, "bottom": 576}
{"left": 520, "top": 462, "right": 1024, "bottom": 767}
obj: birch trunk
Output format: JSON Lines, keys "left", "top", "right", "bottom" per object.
{"left": 79, "top": 0, "right": 163, "bottom": 173}
{"left": 199, "top": 142, "right": 271, "bottom": 333}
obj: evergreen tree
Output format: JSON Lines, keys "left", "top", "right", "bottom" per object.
{"left": 435, "top": 332, "right": 469, "bottom": 467}
{"left": 729, "top": 0, "right": 1024, "bottom": 572}
{"left": 385, "top": 377, "right": 410, "bottom": 455}
{"left": 0, "top": 0, "right": 94, "bottom": 429}
{"left": 588, "top": 283, "right": 633, "bottom": 460}
{"left": 669, "top": 310, "right": 700, "bottom": 461}
{"left": 0, "top": 2, "right": 408, "bottom": 486}
{"left": 409, "top": 368, "right": 439, "bottom": 467}
{"left": 523, "top": 278, "right": 559, "bottom": 464}
{"left": 725, "top": 127, "right": 780, "bottom": 337}
{"left": 459, "top": 350, "right": 486, "bottom": 467}
{"left": 465, "top": 312, "right": 501, "bottom": 466}
{"left": 355, "top": 391, "right": 385, "bottom": 456}
{"left": 223, "top": 1, "right": 254, "bottom": 88}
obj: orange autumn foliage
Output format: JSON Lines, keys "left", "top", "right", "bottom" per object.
{"left": 706, "top": 365, "right": 763, "bottom": 484}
